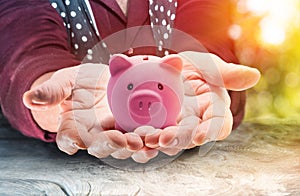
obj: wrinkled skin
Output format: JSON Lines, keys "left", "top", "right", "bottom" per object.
{"left": 23, "top": 51, "right": 260, "bottom": 163}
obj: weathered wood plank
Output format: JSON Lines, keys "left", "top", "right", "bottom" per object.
{"left": 0, "top": 179, "right": 67, "bottom": 196}
{"left": 0, "top": 112, "right": 29, "bottom": 140}
{"left": 0, "top": 117, "right": 299, "bottom": 195}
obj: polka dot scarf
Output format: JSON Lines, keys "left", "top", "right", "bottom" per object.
{"left": 50, "top": 0, "right": 110, "bottom": 63}
{"left": 49, "top": 0, "right": 178, "bottom": 64}
{"left": 149, "top": 0, "right": 178, "bottom": 57}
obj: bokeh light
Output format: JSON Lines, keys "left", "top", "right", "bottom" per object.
{"left": 260, "top": 19, "right": 286, "bottom": 45}
{"left": 231, "top": 0, "right": 300, "bottom": 120}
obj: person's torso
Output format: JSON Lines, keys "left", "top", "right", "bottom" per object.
{"left": 50, "top": 0, "right": 178, "bottom": 63}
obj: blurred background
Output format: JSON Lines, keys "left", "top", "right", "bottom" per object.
{"left": 230, "top": 0, "right": 300, "bottom": 120}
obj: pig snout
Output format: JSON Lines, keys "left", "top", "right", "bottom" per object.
{"left": 129, "top": 90, "right": 163, "bottom": 123}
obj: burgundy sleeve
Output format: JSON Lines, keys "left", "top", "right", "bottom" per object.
{"left": 175, "top": 0, "right": 245, "bottom": 129}
{"left": 0, "top": 1, "right": 81, "bottom": 141}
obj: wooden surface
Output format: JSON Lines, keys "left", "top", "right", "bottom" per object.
{"left": 0, "top": 111, "right": 299, "bottom": 195}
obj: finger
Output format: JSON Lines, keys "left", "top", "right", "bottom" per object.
{"left": 23, "top": 67, "right": 78, "bottom": 110}
{"left": 134, "top": 126, "right": 161, "bottom": 148}
{"left": 111, "top": 148, "right": 133, "bottom": 160}
{"left": 222, "top": 63, "right": 261, "bottom": 91}
{"left": 131, "top": 147, "right": 159, "bottom": 163}
{"left": 144, "top": 129, "right": 161, "bottom": 149}
{"left": 159, "top": 147, "right": 184, "bottom": 156}
{"left": 134, "top": 126, "right": 162, "bottom": 149}
{"left": 56, "top": 127, "right": 86, "bottom": 155}
{"left": 193, "top": 106, "right": 233, "bottom": 145}
{"left": 56, "top": 116, "right": 86, "bottom": 155}
{"left": 87, "top": 130, "right": 127, "bottom": 159}
{"left": 110, "top": 133, "right": 144, "bottom": 159}
{"left": 159, "top": 116, "right": 199, "bottom": 149}
{"left": 57, "top": 107, "right": 123, "bottom": 157}
{"left": 125, "top": 132, "right": 144, "bottom": 151}
{"left": 179, "top": 51, "right": 260, "bottom": 90}
{"left": 134, "top": 126, "right": 157, "bottom": 138}
{"left": 135, "top": 125, "right": 187, "bottom": 156}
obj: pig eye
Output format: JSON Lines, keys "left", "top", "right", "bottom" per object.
{"left": 158, "top": 83, "right": 164, "bottom": 90}
{"left": 127, "top": 83, "right": 134, "bottom": 90}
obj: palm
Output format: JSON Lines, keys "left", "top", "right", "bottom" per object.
{"left": 57, "top": 64, "right": 115, "bottom": 152}
{"left": 143, "top": 77, "right": 232, "bottom": 153}
{"left": 143, "top": 51, "right": 260, "bottom": 155}
{"left": 179, "top": 77, "right": 232, "bottom": 147}
{"left": 23, "top": 64, "right": 134, "bottom": 156}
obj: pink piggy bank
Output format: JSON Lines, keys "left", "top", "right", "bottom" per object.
{"left": 107, "top": 54, "right": 184, "bottom": 132}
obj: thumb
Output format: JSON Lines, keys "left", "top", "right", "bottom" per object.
{"left": 221, "top": 63, "right": 261, "bottom": 91}
{"left": 23, "top": 67, "right": 78, "bottom": 110}
{"left": 180, "top": 51, "right": 261, "bottom": 91}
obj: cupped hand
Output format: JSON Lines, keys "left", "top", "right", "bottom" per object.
{"left": 22, "top": 51, "right": 261, "bottom": 164}
{"left": 23, "top": 64, "right": 143, "bottom": 157}
{"left": 139, "top": 51, "right": 261, "bottom": 156}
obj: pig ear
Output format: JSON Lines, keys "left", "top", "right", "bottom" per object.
{"left": 161, "top": 54, "right": 183, "bottom": 73}
{"left": 109, "top": 54, "right": 132, "bottom": 76}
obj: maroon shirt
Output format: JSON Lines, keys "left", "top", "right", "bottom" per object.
{"left": 0, "top": 0, "right": 245, "bottom": 142}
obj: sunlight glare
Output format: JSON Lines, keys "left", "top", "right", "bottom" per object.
{"left": 245, "top": 0, "right": 270, "bottom": 15}
{"left": 260, "top": 18, "right": 286, "bottom": 45}
{"left": 244, "top": 0, "right": 298, "bottom": 45}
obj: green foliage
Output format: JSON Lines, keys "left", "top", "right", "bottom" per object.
{"left": 231, "top": 0, "right": 300, "bottom": 119}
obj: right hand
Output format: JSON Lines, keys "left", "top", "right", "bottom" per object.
{"left": 23, "top": 64, "right": 144, "bottom": 157}
{"left": 135, "top": 52, "right": 261, "bottom": 158}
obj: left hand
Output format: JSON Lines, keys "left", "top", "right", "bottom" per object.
{"left": 127, "top": 51, "right": 261, "bottom": 160}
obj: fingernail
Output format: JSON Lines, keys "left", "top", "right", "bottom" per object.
{"left": 106, "top": 142, "right": 117, "bottom": 150}
{"left": 146, "top": 142, "right": 159, "bottom": 149}
{"left": 32, "top": 99, "right": 48, "bottom": 105}
{"left": 169, "top": 138, "right": 179, "bottom": 146}
{"left": 202, "top": 138, "right": 211, "bottom": 145}
{"left": 162, "top": 138, "right": 178, "bottom": 147}
{"left": 145, "top": 132, "right": 160, "bottom": 147}
{"left": 73, "top": 142, "right": 86, "bottom": 150}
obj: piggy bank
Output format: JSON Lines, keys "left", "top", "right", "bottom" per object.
{"left": 107, "top": 54, "right": 184, "bottom": 132}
